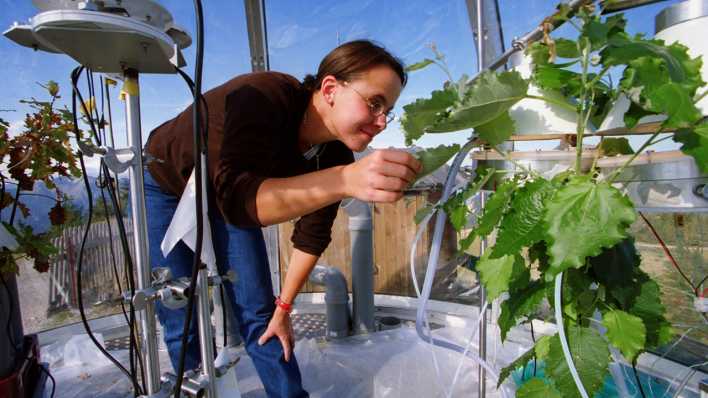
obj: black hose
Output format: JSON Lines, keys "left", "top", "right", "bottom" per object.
{"left": 173, "top": 1, "right": 206, "bottom": 396}
{"left": 70, "top": 66, "right": 143, "bottom": 396}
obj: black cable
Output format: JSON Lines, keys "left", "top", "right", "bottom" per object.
{"left": 38, "top": 363, "right": 56, "bottom": 398}
{"left": 174, "top": 1, "right": 205, "bottom": 396}
{"left": 0, "top": 271, "right": 20, "bottom": 356}
{"left": 530, "top": 320, "right": 537, "bottom": 377}
{"left": 71, "top": 66, "right": 143, "bottom": 396}
{"left": 632, "top": 362, "right": 647, "bottom": 398}
{"left": 91, "top": 69, "right": 146, "bottom": 392}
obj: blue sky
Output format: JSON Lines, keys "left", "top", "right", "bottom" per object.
{"left": 1, "top": 0, "right": 681, "bottom": 175}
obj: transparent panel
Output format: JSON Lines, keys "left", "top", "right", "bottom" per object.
{"left": 1, "top": 0, "right": 253, "bottom": 335}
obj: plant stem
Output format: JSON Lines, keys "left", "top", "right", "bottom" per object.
{"left": 576, "top": 39, "right": 591, "bottom": 172}
{"left": 587, "top": 65, "right": 611, "bottom": 88}
{"left": 695, "top": 89, "right": 708, "bottom": 104}
{"left": 606, "top": 130, "right": 663, "bottom": 183}
{"left": 492, "top": 146, "right": 540, "bottom": 177}
{"left": 525, "top": 94, "right": 577, "bottom": 113}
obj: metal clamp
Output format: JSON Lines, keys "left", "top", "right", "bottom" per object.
{"left": 76, "top": 139, "right": 137, "bottom": 174}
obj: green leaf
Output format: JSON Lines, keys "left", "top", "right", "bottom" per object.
{"left": 405, "top": 58, "right": 434, "bottom": 72}
{"left": 546, "top": 326, "right": 611, "bottom": 398}
{"left": 498, "top": 335, "right": 553, "bottom": 388}
{"left": 597, "top": 137, "right": 634, "bottom": 157}
{"left": 443, "top": 167, "right": 495, "bottom": 231}
{"left": 602, "top": 34, "right": 705, "bottom": 95}
{"left": 476, "top": 252, "right": 527, "bottom": 301}
{"left": 544, "top": 175, "right": 636, "bottom": 274}
{"left": 429, "top": 71, "right": 529, "bottom": 133}
{"left": 534, "top": 65, "right": 582, "bottom": 92}
{"left": 498, "top": 280, "right": 546, "bottom": 342}
{"left": 629, "top": 279, "right": 673, "bottom": 348}
{"left": 674, "top": 127, "right": 708, "bottom": 173}
{"left": 555, "top": 38, "right": 580, "bottom": 59}
{"left": 652, "top": 83, "right": 703, "bottom": 129}
{"left": 602, "top": 309, "right": 646, "bottom": 362}
{"left": 623, "top": 101, "right": 656, "bottom": 129}
{"left": 588, "top": 239, "right": 642, "bottom": 309}
{"left": 526, "top": 42, "right": 551, "bottom": 66}
{"left": 517, "top": 378, "right": 562, "bottom": 398}
{"left": 401, "top": 86, "right": 458, "bottom": 145}
{"left": 470, "top": 177, "right": 518, "bottom": 239}
{"left": 413, "top": 144, "right": 460, "bottom": 181}
{"left": 492, "top": 178, "right": 558, "bottom": 258}
{"left": 555, "top": 268, "right": 597, "bottom": 322}
{"left": 582, "top": 14, "right": 627, "bottom": 51}
{"left": 474, "top": 111, "right": 516, "bottom": 146}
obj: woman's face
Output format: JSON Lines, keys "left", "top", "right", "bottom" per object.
{"left": 325, "top": 65, "right": 403, "bottom": 152}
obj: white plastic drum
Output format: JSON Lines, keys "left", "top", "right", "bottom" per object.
{"left": 598, "top": 150, "right": 708, "bottom": 212}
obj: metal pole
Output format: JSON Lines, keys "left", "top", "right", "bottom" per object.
{"left": 124, "top": 69, "right": 161, "bottom": 395}
{"left": 475, "top": 2, "right": 488, "bottom": 396}
{"left": 196, "top": 156, "right": 217, "bottom": 397}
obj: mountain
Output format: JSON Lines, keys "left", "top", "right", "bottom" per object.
{"left": 1, "top": 175, "right": 130, "bottom": 233}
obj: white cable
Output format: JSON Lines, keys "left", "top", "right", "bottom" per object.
{"left": 446, "top": 301, "right": 490, "bottom": 398}
{"left": 410, "top": 207, "right": 447, "bottom": 395}
{"left": 554, "top": 272, "right": 590, "bottom": 398}
{"left": 411, "top": 139, "right": 509, "bottom": 398}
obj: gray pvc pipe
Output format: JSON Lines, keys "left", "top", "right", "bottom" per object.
{"left": 308, "top": 264, "right": 351, "bottom": 338}
{"left": 344, "top": 199, "right": 375, "bottom": 334}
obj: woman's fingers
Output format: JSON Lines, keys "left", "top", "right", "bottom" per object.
{"left": 279, "top": 334, "right": 292, "bottom": 362}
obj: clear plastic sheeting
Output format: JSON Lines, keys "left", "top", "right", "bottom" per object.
{"left": 40, "top": 326, "right": 530, "bottom": 398}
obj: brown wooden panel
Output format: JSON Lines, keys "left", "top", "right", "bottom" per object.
{"left": 278, "top": 191, "right": 458, "bottom": 296}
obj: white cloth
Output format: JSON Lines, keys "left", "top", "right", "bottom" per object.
{"left": 160, "top": 168, "right": 217, "bottom": 269}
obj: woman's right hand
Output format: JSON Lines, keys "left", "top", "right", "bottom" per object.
{"left": 342, "top": 149, "right": 421, "bottom": 203}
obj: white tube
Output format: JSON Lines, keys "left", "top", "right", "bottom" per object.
{"left": 447, "top": 301, "right": 490, "bottom": 398}
{"left": 411, "top": 139, "right": 509, "bottom": 397}
{"left": 554, "top": 272, "right": 590, "bottom": 398}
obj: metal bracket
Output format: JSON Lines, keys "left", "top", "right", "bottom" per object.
{"left": 76, "top": 139, "right": 137, "bottom": 174}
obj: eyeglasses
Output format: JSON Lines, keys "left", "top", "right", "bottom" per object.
{"left": 341, "top": 81, "right": 396, "bottom": 124}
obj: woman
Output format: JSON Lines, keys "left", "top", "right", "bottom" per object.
{"left": 144, "top": 40, "right": 420, "bottom": 397}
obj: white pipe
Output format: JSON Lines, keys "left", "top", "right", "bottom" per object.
{"left": 554, "top": 272, "right": 590, "bottom": 398}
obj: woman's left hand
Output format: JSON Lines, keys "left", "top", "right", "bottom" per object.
{"left": 258, "top": 307, "right": 295, "bottom": 362}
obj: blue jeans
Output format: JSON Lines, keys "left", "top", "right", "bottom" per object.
{"left": 144, "top": 170, "right": 308, "bottom": 398}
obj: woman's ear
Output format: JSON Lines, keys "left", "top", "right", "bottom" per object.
{"left": 320, "top": 75, "right": 338, "bottom": 106}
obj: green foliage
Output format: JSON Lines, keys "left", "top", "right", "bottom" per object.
{"left": 492, "top": 178, "right": 558, "bottom": 258}
{"left": 1, "top": 82, "right": 84, "bottom": 275}
{"left": 474, "top": 112, "right": 517, "bottom": 146}
{"left": 498, "top": 280, "right": 546, "bottom": 341}
{"left": 674, "top": 126, "right": 708, "bottom": 173}
{"left": 597, "top": 137, "right": 634, "bottom": 157}
{"left": 546, "top": 326, "right": 611, "bottom": 398}
{"left": 413, "top": 144, "right": 460, "bottom": 181}
{"left": 544, "top": 175, "right": 636, "bottom": 274}
{"left": 475, "top": 252, "right": 528, "bottom": 301}
{"left": 442, "top": 167, "right": 495, "bottom": 231}
{"left": 498, "top": 335, "right": 552, "bottom": 388}
{"left": 401, "top": 86, "right": 458, "bottom": 145}
{"left": 431, "top": 71, "right": 528, "bottom": 133}
{"left": 629, "top": 279, "right": 674, "bottom": 348}
{"left": 602, "top": 309, "right": 646, "bottom": 362}
{"left": 405, "top": 58, "right": 434, "bottom": 72}
{"left": 516, "top": 378, "right": 562, "bottom": 398}
{"left": 401, "top": 2, "right": 698, "bottom": 393}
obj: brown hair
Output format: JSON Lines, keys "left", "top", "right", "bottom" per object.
{"left": 303, "top": 40, "right": 407, "bottom": 92}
